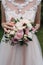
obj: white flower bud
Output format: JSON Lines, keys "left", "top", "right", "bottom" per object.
{"left": 10, "top": 31, "right": 15, "bottom": 35}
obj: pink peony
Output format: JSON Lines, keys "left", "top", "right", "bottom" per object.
{"left": 14, "top": 30, "right": 24, "bottom": 40}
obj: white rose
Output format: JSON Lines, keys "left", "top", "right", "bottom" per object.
{"left": 15, "top": 22, "right": 23, "bottom": 30}
{"left": 20, "top": 19, "right": 32, "bottom": 29}
{"left": 16, "top": 26, "right": 23, "bottom": 30}
{"left": 27, "top": 23, "right": 33, "bottom": 30}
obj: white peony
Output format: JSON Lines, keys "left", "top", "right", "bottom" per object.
{"left": 20, "top": 19, "right": 32, "bottom": 30}
{"left": 13, "top": 19, "right": 32, "bottom": 30}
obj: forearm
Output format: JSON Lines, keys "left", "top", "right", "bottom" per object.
{"left": 35, "top": 4, "right": 41, "bottom": 31}
{"left": 32, "top": 4, "right": 41, "bottom": 33}
{"left": 1, "top": 5, "right": 6, "bottom": 24}
{"left": 1, "top": 4, "right": 6, "bottom": 28}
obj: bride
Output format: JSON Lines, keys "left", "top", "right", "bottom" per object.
{"left": 0, "top": 0, "right": 43, "bottom": 65}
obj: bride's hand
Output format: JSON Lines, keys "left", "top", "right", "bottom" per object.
{"left": 1, "top": 22, "right": 15, "bottom": 33}
{"left": 32, "top": 24, "right": 40, "bottom": 33}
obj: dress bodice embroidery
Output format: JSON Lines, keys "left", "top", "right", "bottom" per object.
{"left": 1, "top": 0, "right": 41, "bottom": 23}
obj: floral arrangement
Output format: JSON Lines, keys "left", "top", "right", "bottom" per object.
{"left": 5, "top": 17, "right": 34, "bottom": 46}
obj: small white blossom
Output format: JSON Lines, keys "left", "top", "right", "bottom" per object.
{"left": 7, "top": 30, "right": 11, "bottom": 33}
{"left": 28, "top": 32, "right": 33, "bottom": 39}
{"left": 6, "top": 33, "right": 10, "bottom": 38}
{"left": 27, "top": 23, "right": 33, "bottom": 30}
{"left": 10, "top": 31, "right": 15, "bottom": 35}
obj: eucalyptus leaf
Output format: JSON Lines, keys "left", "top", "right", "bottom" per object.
{"left": 27, "top": 37, "right": 32, "bottom": 41}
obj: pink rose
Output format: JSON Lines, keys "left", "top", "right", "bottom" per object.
{"left": 14, "top": 30, "right": 24, "bottom": 40}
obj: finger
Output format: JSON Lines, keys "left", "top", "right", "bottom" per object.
{"left": 4, "top": 25, "right": 13, "bottom": 30}
{"left": 6, "top": 22, "right": 15, "bottom": 27}
{"left": 4, "top": 28, "right": 8, "bottom": 33}
{"left": 10, "top": 21, "right": 15, "bottom": 23}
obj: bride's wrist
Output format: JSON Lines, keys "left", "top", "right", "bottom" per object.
{"left": 32, "top": 27, "right": 36, "bottom": 33}
{"left": 35, "top": 23, "right": 40, "bottom": 30}
{"left": 32, "top": 24, "right": 40, "bottom": 33}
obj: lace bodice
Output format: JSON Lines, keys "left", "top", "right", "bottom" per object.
{"left": 1, "top": 0, "right": 41, "bottom": 23}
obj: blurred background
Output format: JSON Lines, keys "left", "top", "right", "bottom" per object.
{"left": 0, "top": 1, "right": 43, "bottom": 54}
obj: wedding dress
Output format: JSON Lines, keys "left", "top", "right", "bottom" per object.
{"left": 0, "top": 0, "right": 43, "bottom": 65}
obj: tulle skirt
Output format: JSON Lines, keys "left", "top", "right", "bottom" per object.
{"left": 0, "top": 34, "right": 43, "bottom": 65}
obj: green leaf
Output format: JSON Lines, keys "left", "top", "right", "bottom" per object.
{"left": 14, "top": 20, "right": 18, "bottom": 23}
{"left": 17, "top": 19, "right": 20, "bottom": 22}
{"left": 27, "top": 37, "right": 32, "bottom": 41}
{"left": 19, "top": 40, "right": 24, "bottom": 46}
{"left": 5, "top": 36, "right": 9, "bottom": 38}
{"left": 20, "top": 17, "right": 23, "bottom": 19}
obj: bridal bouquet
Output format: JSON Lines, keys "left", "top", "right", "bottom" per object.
{"left": 5, "top": 17, "right": 34, "bottom": 46}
